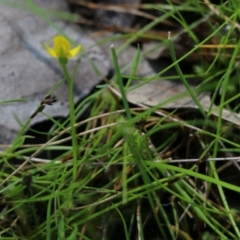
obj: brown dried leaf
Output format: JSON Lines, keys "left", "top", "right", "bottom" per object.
{"left": 126, "top": 79, "right": 240, "bottom": 126}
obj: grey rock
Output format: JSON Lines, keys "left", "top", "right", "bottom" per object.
{"left": 0, "top": 1, "right": 110, "bottom": 143}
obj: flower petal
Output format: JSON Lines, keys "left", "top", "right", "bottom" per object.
{"left": 42, "top": 42, "right": 58, "bottom": 58}
{"left": 42, "top": 35, "right": 82, "bottom": 59}
{"left": 68, "top": 45, "right": 82, "bottom": 58}
{"left": 53, "top": 36, "right": 70, "bottom": 50}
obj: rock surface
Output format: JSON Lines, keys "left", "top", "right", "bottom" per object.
{"left": 0, "top": 0, "right": 110, "bottom": 143}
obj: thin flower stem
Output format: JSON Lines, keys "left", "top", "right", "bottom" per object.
{"left": 59, "top": 58, "right": 78, "bottom": 183}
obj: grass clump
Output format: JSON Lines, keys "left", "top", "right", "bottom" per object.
{"left": 1, "top": 0, "right": 240, "bottom": 239}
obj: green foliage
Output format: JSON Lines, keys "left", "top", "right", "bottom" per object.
{"left": 1, "top": 0, "right": 240, "bottom": 239}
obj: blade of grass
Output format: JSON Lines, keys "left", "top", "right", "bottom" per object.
{"left": 168, "top": 31, "right": 206, "bottom": 119}
{"left": 111, "top": 44, "right": 132, "bottom": 120}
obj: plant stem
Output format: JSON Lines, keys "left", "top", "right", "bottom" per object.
{"left": 59, "top": 58, "right": 78, "bottom": 183}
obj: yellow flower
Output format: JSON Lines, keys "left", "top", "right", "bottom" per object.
{"left": 42, "top": 35, "right": 82, "bottom": 58}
